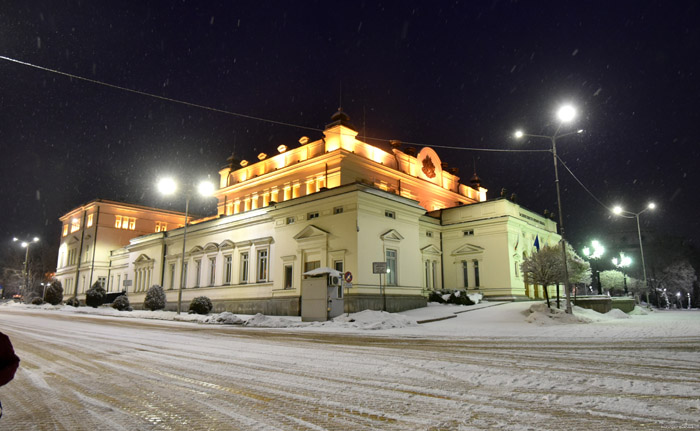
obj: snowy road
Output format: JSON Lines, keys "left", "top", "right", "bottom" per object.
{"left": 1, "top": 308, "right": 699, "bottom": 431}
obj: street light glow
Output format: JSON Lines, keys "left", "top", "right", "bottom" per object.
{"left": 612, "top": 206, "right": 623, "bottom": 215}
{"left": 557, "top": 105, "right": 576, "bottom": 123}
{"left": 157, "top": 177, "right": 177, "bottom": 195}
{"left": 514, "top": 130, "right": 524, "bottom": 139}
{"left": 648, "top": 202, "right": 656, "bottom": 210}
{"left": 198, "top": 181, "right": 215, "bottom": 197}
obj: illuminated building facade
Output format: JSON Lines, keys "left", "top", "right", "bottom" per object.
{"left": 57, "top": 111, "right": 560, "bottom": 313}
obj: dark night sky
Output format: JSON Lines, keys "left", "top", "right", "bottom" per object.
{"left": 1, "top": 1, "right": 699, "bottom": 272}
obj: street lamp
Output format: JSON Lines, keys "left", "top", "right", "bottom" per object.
{"left": 612, "top": 203, "right": 655, "bottom": 306}
{"left": 514, "top": 104, "right": 583, "bottom": 314}
{"left": 582, "top": 240, "right": 605, "bottom": 294}
{"left": 13, "top": 236, "right": 40, "bottom": 300}
{"left": 157, "top": 177, "right": 215, "bottom": 314}
{"left": 612, "top": 252, "right": 632, "bottom": 295}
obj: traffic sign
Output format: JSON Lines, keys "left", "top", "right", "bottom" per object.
{"left": 344, "top": 271, "right": 353, "bottom": 283}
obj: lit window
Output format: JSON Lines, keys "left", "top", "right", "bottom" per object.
{"left": 155, "top": 221, "right": 168, "bottom": 232}
{"left": 71, "top": 218, "right": 80, "bottom": 233}
{"left": 128, "top": 218, "right": 136, "bottom": 230}
{"left": 86, "top": 214, "right": 93, "bottom": 228}
{"left": 386, "top": 249, "right": 397, "bottom": 285}
{"left": 115, "top": 216, "right": 136, "bottom": 230}
{"left": 63, "top": 224, "right": 68, "bottom": 236}
{"left": 257, "top": 249, "right": 269, "bottom": 282}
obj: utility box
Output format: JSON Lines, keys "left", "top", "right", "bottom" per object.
{"left": 301, "top": 267, "right": 344, "bottom": 322}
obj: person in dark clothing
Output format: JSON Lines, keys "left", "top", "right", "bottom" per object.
{"left": 0, "top": 331, "right": 20, "bottom": 419}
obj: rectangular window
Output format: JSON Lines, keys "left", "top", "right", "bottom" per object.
{"left": 224, "top": 255, "right": 232, "bottom": 284}
{"left": 333, "top": 260, "right": 344, "bottom": 273}
{"left": 473, "top": 259, "right": 480, "bottom": 287}
{"left": 385, "top": 210, "right": 395, "bottom": 219}
{"left": 432, "top": 261, "right": 438, "bottom": 290}
{"left": 257, "top": 249, "right": 268, "bottom": 282}
{"left": 286, "top": 217, "right": 295, "bottom": 224}
{"left": 195, "top": 260, "right": 202, "bottom": 287}
{"left": 128, "top": 218, "right": 136, "bottom": 230}
{"left": 514, "top": 261, "right": 520, "bottom": 278}
{"left": 115, "top": 215, "right": 122, "bottom": 229}
{"left": 155, "top": 221, "right": 168, "bottom": 232}
{"left": 284, "top": 264, "right": 293, "bottom": 289}
{"left": 169, "top": 263, "right": 176, "bottom": 290}
{"left": 304, "top": 260, "right": 320, "bottom": 272}
{"left": 63, "top": 224, "right": 68, "bottom": 236}
{"left": 462, "top": 260, "right": 469, "bottom": 288}
{"left": 307, "top": 212, "right": 319, "bottom": 219}
{"left": 386, "top": 249, "right": 397, "bottom": 285}
{"left": 240, "top": 252, "right": 249, "bottom": 283}
{"left": 425, "top": 260, "right": 431, "bottom": 289}
{"left": 97, "top": 276, "right": 106, "bottom": 288}
{"left": 84, "top": 244, "right": 91, "bottom": 263}
{"left": 115, "top": 215, "right": 136, "bottom": 230}
{"left": 333, "top": 206, "right": 344, "bottom": 214}
{"left": 209, "top": 257, "right": 216, "bottom": 286}
{"left": 183, "top": 263, "right": 188, "bottom": 288}
{"left": 463, "top": 230, "right": 474, "bottom": 236}
{"left": 86, "top": 214, "right": 93, "bottom": 228}
{"left": 71, "top": 218, "right": 80, "bottom": 233}
{"left": 426, "top": 231, "right": 433, "bottom": 238}
{"left": 117, "top": 275, "right": 121, "bottom": 291}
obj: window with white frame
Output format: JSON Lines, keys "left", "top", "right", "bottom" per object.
{"left": 473, "top": 259, "right": 480, "bottom": 287}
{"left": 284, "top": 264, "right": 293, "bottom": 289}
{"left": 155, "top": 221, "right": 168, "bottom": 232}
{"left": 386, "top": 248, "right": 397, "bottom": 285}
{"left": 194, "top": 259, "right": 202, "bottom": 287}
{"left": 240, "top": 252, "right": 249, "bottom": 283}
{"left": 257, "top": 249, "right": 268, "bottom": 282}
{"left": 462, "top": 260, "right": 469, "bottom": 288}
{"left": 209, "top": 257, "right": 216, "bottom": 286}
{"left": 86, "top": 214, "right": 93, "bottom": 228}
{"left": 169, "top": 263, "right": 176, "bottom": 289}
{"left": 223, "top": 255, "right": 232, "bottom": 284}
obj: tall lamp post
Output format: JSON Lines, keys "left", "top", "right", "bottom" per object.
{"left": 13, "top": 236, "right": 40, "bottom": 299}
{"left": 157, "top": 177, "right": 215, "bottom": 314}
{"left": 514, "top": 104, "right": 583, "bottom": 314}
{"left": 582, "top": 240, "right": 605, "bottom": 294}
{"left": 612, "top": 203, "right": 655, "bottom": 306}
{"left": 612, "top": 252, "right": 632, "bottom": 295}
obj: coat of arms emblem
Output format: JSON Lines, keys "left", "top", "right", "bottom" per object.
{"left": 421, "top": 155, "right": 436, "bottom": 178}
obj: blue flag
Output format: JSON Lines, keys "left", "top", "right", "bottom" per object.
{"left": 534, "top": 235, "right": 540, "bottom": 251}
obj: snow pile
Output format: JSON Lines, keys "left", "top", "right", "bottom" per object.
{"left": 331, "top": 310, "right": 417, "bottom": 330}
{"left": 605, "top": 308, "right": 631, "bottom": 319}
{"left": 629, "top": 305, "right": 650, "bottom": 315}
{"left": 203, "top": 312, "right": 244, "bottom": 325}
{"left": 244, "top": 313, "right": 305, "bottom": 328}
{"left": 468, "top": 292, "right": 483, "bottom": 304}
{"left": 523, "top": 303, "right": 591, "bottom": 325}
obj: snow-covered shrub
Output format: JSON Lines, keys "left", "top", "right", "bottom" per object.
{"left": 143, "top": 285, "right": 166, "bottom": 311}
{"left": 65, "top": 297, "right": 80, "bottom": 307}
{"left": 428, "top": 291, "right": 445, "bottom": 303}
{"left": 45, "top": 281, "right": 63, "bottom": 305}
{"left": 86, "top": 281, "right": 107, "bottom": 308}
{"left": 447, "top": 290, "right": 474, "bottom": 306}
{"left": 112, "top": 295, "right": 132, "bottom": 311}
{"left": 31, "top": 297, "right": 44, "bottom": 305}
{"left": 189, "top": 296, "right": 213, "bottom": 315}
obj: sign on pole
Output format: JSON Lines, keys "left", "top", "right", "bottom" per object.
{"left": 372, "top": 262, "right": 387, "bottom": 274}
{"left": 344, "top": 271, "right": 353, "bottom": 283}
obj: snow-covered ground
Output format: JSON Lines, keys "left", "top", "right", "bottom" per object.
{"left": 1, "top": 300, "right": 699, "bottom": 430}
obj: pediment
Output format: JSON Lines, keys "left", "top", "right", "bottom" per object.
{"left": 203, "top": 242, "right": 219, "bottom": 253}
{"left": 189, "top": 245, "right": 203, "bottom": 254}
{"left": 420, "top": 244, "right": 442, "bottom": 255}
{"left": 219, "top": 239, "right": 235, "bottom": 250}
{"left": 134, "top": 253, "right": 153, "bottom": 263}
{"left": 380, "top": 229, "right": 404, "bottom": 242}
{"left": 452, "top": 243, "right": 485, "bottom": 256}
{"left": 294, "top": 225, "right": 329, "bottom": 241}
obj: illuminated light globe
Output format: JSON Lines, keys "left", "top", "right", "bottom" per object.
{"left": 514, "top": 130, "right": 524, "bottom": 139}
{"left": 612, "top": 205, "right": 623, "bottom": 215}
{"left": 648, "top": 202, "right": 656, "bottom": 210}
{"left": 557, "top": 105, "right": 576, "bottom": 123}
{"left": 157, "top": 177, "right": 177, "bottom": 195}
{"left": 198, "top": 181, "right": 215, "bottom": 197}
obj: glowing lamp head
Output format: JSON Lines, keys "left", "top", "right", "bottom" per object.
{"left": 197, "top": 180, "right": 215, "bottom": 197}
{"left": 514, "top": 130, "right": 524, "bottom": 139}
{"left": 557, "top": 105, "right": 576, "bottom": 123}
{"left": 648, "top": 203, "right": 656, "bottom": 210}
{"left": 21, "top": 241, "right": 28, "bottom": 248}
{"left": 157, "top": 177, "right": 177, "bottom": 195}
{"left": 612, "top": 206, "right": 623, "bottom": 215}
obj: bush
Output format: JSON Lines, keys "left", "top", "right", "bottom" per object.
{"left": 112, "top": 295, "right": 132, "bottom": 311}
{"left": 189, "top": 296, "right": 213, "bottom": 315}
{"left": 447, "top": 290, "right": 475, "bottom": 306}
{"left": 65, "top": 297, "right": 80, "bottom": 307}
{"left": 45, "top": 280, "right": 64, "bottom": 305}
{"left": 428, "top": 291, "right": 445, "bottom": 303}
{"left": 86, "top": 281, "right": 107, "bottom": 308}
{"left": 144, "top": 285, "right": 166, "bottom": 311}
{"left": 31, "top": 297, "right": 44, "bottom": 305}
